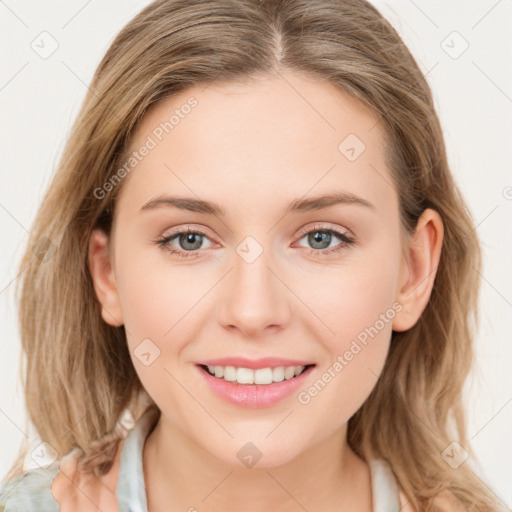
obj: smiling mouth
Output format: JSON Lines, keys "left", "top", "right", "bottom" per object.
{"left": 198, "top": 363, "right": 316, "bottom": 385}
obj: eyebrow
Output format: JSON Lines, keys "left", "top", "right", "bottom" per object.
{"left": 139, "top": 192, "right": 375, "bottom": 216}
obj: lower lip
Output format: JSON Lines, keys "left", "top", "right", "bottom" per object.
{"left": 195, "top": 364, "right": 316, "bottom": 408}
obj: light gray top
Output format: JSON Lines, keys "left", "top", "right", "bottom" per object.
{"left": 0, "top": 407, "right": 401, "bottom": 511}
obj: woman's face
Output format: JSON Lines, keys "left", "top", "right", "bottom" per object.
{"left": 98, "top": 69, "right": 409, "bottom": 467}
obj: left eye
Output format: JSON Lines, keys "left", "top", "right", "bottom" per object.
{"left": 295, "top": 228, "right": 354, "bottom": 252}
{"left": 155, "top": 225, "right": 354, "bottom": 259}
{"left": 155, "top": 228, "right": 213, "bottom": 258}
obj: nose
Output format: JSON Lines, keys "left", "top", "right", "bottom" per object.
{"left": 216, "top": 242, "right": 291, "bottom": 338}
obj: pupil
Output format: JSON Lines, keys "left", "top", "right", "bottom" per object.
{"left": 180, "top": 232, "right": 202, "bottom": 250}
{"left": 310, "top": 231, "right": 330, "bottom": 249}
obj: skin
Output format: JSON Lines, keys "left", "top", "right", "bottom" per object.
{"left": 86, "top": 68, "right": 443, "bottom": 512}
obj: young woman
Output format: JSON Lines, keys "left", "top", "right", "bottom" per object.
{"left": 0, "top": 0, "right": 506, "bottom": 510}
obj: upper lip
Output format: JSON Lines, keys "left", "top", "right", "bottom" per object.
{"left": 196, "top": 357, "right": 315, "bottom": 370}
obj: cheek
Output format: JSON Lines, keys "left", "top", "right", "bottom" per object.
{"left": 331, "top": 261, "right": 398, "bottom": 351}
{"left": 113, "top": 247, "right": 203, "bottom": 418}
{"left": 114, "top": 239, "right": 203, "bottom": 339}
{"left": 112, "top": 242, "right": 203, "bottom": 388}
{"left": 301, "top": 235, "right": 400, "bottom": 342}
{"left": 294, "top": 241, "right": 401, "bottom": 413}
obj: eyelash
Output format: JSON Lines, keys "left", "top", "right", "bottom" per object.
{"left": 154, "top": 224, "right": 355, "bottom": 259}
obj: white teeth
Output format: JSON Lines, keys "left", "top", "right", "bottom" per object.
{"left": 284, "top": 366, "right": 295, "bottom": 379}
{"left": 294, "top": 366, "right": 305, "bottom": 376}
{"left": 223, "top": 366, "right": 237, "bottom": 381}
{"left": 272, "top": 366, "right": 284, "bottom": 382}
{"left": 237, "top": 367, "right": 255, "bottom": 384}
{"left": 254, "top": 368, "right": 273, "bottom": 385}
{"left": 203, "top": 364, "right": 308, "bottom": 384}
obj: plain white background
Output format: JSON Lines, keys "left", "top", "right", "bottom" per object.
{"left": 1, "top": 0, "right": 511, "bottom": 507}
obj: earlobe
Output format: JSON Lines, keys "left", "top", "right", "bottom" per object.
{"left": 392, "top": 208, "right": 444, "bottom": 332}
{"left": 88, "top": 229, "right": 124, "bottom": 327}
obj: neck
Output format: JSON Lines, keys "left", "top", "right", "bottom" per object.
{"left": 142, "top": 415, "right": 373, "bottom": 512}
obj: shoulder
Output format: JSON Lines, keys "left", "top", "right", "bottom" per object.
{"left": 398, "top": 489, "right": 418, "bottom": 512}
{"left": 0, "top": 463, "right": 60, "bottom": 511}
{"left": 51, "top": 440, "right": 124, "bottom": 509}
{"left": 0, "top": 438, "right": 127, "bottom": 511}
{"left": 398, "top": 489, "right": 468, "bottom": 512}
{"left": 432, "top": 490, "right": 468, "bottom": 512}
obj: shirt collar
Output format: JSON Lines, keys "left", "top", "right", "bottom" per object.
{"left": 116, "top": 406, "right": 159, "bottom": 512}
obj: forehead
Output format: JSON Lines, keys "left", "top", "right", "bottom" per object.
{"left": 117, "top": 69, "right": 395, "bottom": 218}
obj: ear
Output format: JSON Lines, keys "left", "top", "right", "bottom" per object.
{"left": 392, "top": 208, "right": 444, "bottom": 332}
{"left": 88, "top": 229, "right": 124, "bottom": 327}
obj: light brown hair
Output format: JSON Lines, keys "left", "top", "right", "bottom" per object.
{"left": 3, "top": 1, "right": 504, "bottom": 510}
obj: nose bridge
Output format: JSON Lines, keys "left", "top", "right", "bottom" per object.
{"left": 234, "top": 234, "right": 274, "bottom": 290}
{"left": 216, "top": 234, "right": 290, "bottom": 335}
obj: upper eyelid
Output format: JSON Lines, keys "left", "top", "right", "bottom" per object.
{"left": 295, "top": 223, "right": 354, "bottom": 239}
{"left": 160, "top": 225, "right": 216, "bottom": 242}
